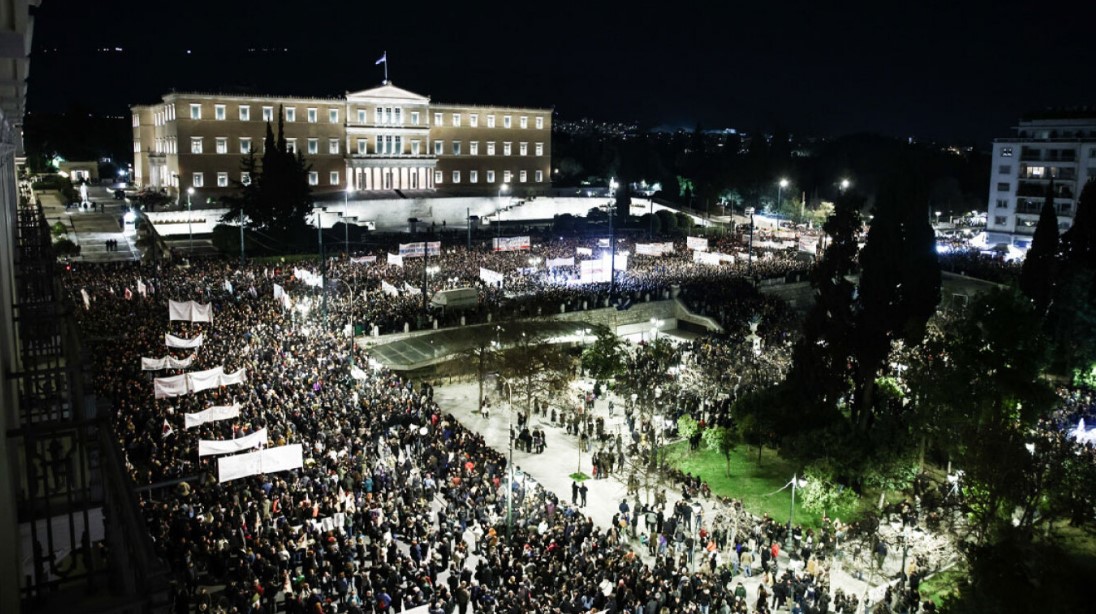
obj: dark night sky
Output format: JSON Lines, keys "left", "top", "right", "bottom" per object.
{"left": 26, "top": 0, "right": 1096, "bottom": 147}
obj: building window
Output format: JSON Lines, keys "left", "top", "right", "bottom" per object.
{"left": 452, "top": 170, "right": 461, "bottom": 183}
{"left": 487, "top": 142, "right": 496, "bottom": 155}
{"left": 214, "top": 105, "right": 226, "bottom": 120}
{"left": 536, "top": 116, "right": 544, "bottom": 129}
{"left": 1001, "top": 147, "right": 1013, "bottom": 157}
{"left": 358, "top": 109, "right": 367, "bottom": 123}
{"left": 470, "top": 141, "right": 479, "bottom": 156}
{"left": 997, "top": 182, "right": 1009, "bottom": 191}
{"left": 435, "top": 141, "right": 444, "bottom": 156}
{"left": 996, "top": 199, "right": 1008, "bottom": 208}
{"left": 411, "top": 140, "right": 420, "bottom": 155}
{"left": 999, "top": 165, "right": 1011, "bottom": 175}
{"left": 329, "top": 108, "right": 339, "bottom": 123}
{"left": 190, "top": 137, "right": 203, "bottom": 154}
{"left": 452, "top": 141, "right": 461, "bottom": 156}
{"left": 994, "top": 216, "right": 1008, "bottom": 226}
{"left": 535, "top": 143, "right": 544, "bottom": 156}
{"left": 239, "top": 106, "right": 250, "bottom": 121}
{"left": 503, "top": 170, "right": 512, "bottom": 183}
{"left": 486, "top": 170, "right": 496, "bottom": 183}
{"left": 285, "top": 107, "right": 296, "bottom": 122}
{"left": 330, "top": 171, "right": 340, "bottom": 185}
{"left": 394, "top": 108, "right": 402, "bottom": 124}
{"left": 487, "top": 115, "right": 495, "bottom": 128}
{"left": 470, "top": 170, "right": 478, "bottom": 183}
{"left": 133, "top": 140, "right": 140, "bottom": 153}
{"left": 448, "top": 113, "right": 459, "bottom": 127}
{"left": 519, "top": 142, "right": 528, "bottom": 156}
{"left": 357, "top": 139, "right": 367, "bottom": 155}
{"left": 435, "top": 170, "right": 443, "bottom": 184}
{"left": 240, "top": 137, "right": 252, "bottom": 154}
{"left": 241, "top": 172, "right": 251, "bottom": 185}
{"left": 535, "top": 170, "right": 544, "bottom": 182}
{"left": 262, "top": 106, "right": 274, "bottom": 122}
{"left": 329, "top": 139, "right": 340, "bottom": 154}
{"left": 503, "top": 142, "right": 512, "bottom": 156}
{"left": 217, "top": 172, "right": 229, "bottom": 187}
{"left": 434, "top": 113, "right": 443, "bottom": 126}
{"left": 503, "top": 115, "right": 512, "bottom": 128}
{"left": 470, "top": 114, "right": 479, "bottom": 128}
{"left": 375, "top": 108, "right": 382, "bottom": 123}
{"left": 308, "top": 171, "right": 318, "bottom": 186}
{"left": 190, "top": 104, "right": 201, "bottom": 120}
{"left": 411, "top": 111, "right": 420, "bottom": 125}
{"left": 307, "top": 108, "right": 317, "bottom": 123}
{"left": 520, "top": 116, "right": 528, "bottom": 129}
{"left": 286, "top": 138, "right": 297, "bottom": 153}
{"left": 216, "top": 137, "right": 227, "bottom": 154}
{"left": 307, "top": 138, "right": 319, "bottom": 154}
{"left": 520, "top": 170, "right": 527, "bottom": 183}
{"left": 192, "top": 172, "right": 204, "bottom": 187}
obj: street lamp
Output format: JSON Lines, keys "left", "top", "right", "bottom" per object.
{"left": 497, "top": 182, "right": 509, "bottom": 242}
{"left": 788, "top": 474, "right": 808, "bottom": 540}
{"left": 776, "top": 178, "right": 789, "bottom": 214}
{"left": 499, "top": 375, "right": 515, "bottom": 543}
{"left": 935, "top": 210, "right": 942, "bottom": 226}
{"left": 840, "top": 179, "right": 851, "bottom": 191}
{"left": 186, "top": 187, "right": 195, "bottom": 254}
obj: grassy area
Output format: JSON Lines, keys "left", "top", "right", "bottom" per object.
{"left": 664, "top": 441, "right": 827, "bottom": 528}
{"left": 919, "top": 564, "right": 966, "bottom": 608}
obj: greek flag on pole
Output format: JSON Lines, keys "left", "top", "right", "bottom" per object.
{"left": 375, "top": 52, "right": 387, "bottom": 65}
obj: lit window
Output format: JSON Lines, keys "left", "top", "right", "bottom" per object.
{"left": 307, "top": 108, "right": 317, "bottom": 123}
{"left": 453, "top": 113, "right": 461, "bottom": 127}
{"left": 503, "top": 170, "right": 512, "bottom": 183}
{"left": 520, "top": 170, "right": 527, "bottom": 183}
{"left": 192, "top": 172, "right": 204, "bottom": 187}
{"left": 214, "top": 104, "right": 226, "bottom": 120}
{"left": 435, "top": 141, "right": 444, "bottom": 156}
{"left": 239, "top": 106, "right": 250, "bottom": 121}
{"left": 470, "top": 170, "right": 478, "bottom": 183}
{"left": 285, "top": 107, "right": 296, "bottom": 122}
{"left": 520, "top": 116, "right": 528, "bottom": 129}
{"left": 519, "top": 142, "right": 527, "bottom": 156}
{"left": 487, "top": 142, "right": 496, "bottom": 155}
{"left": 307, "top": 138, "right": 318, "bottom": 154}
{"left": 470, "top": 141, "right": 479, "bottom": 156}
{"left": 190, "top": 137, "right": 203, "bottom": 154}
{"left": 217, "top": 172, "right": 228, "bottom": 187}
{"left": 1000, "top": 147, "right": 1013, "bottom": 157}
{"left": 470, "top": 114, "right": 479, "bottom": 128}
{"left": 286, "top": 138, "right": 297, "bottom": 153}
{"left": 240, "top": 138, "right": 252, "bottom": 154}
{"left": 452, "top": 141, "right": 461, "bottom": 156}
{"left": 411, "top": 111, "right": 420, "bottom": 125}
{"left": 452, "top": 170, "right": 461, "bottom": 183}
{"left": 503, "top": 142, "right": 512, "bottom": 156}
{"left": 535, "top": 143, "right": 544, "bottom": 156}
{"left": 486, "top": 170, "right": 496, "bottom": 183}
{"left": 394, "top": 108, "right": 402, "bottom": 124}
{"left": 329, "top": 108, "right": 339, "bottom": 123}
{"left": 190, "top": 104, "right": 201, "bottom": 119}
{"left": 375, "top": 108, "right": 382, "bottom": 123}
{"left": 329, "top": 139, "right": 340, "bottom": 154}
{"left": 535, "top": 170, "right": 544, "bottom": 182}
{"left": 503, "top": 115, "right": 512, "bottom": 128}
{"left": 487, "top": 115, "right": 495, "bottom": 128}
{"left": 330, "top": 171, "right": 340, "bottom": 185}
{"left": 262, "top": 106, "right": 274, "bottom": 122}
{"left": 357, "top": 139, "right": 367, "bottom": 155}
{"left": 435, "top": 170, "right": 443, "bottom": 184}
{"left": 434, "top": 113, "right": 443, "bottom": 126}
{"left": 411, "top": 140, "right": 420, "bottom": 155}
{"left": 535, "top": 116, "right": 544, "bottom": 129}
{"left": 358, "top": 109, "right": 367, "bottom": 123}
{"left": 308, "top": 171, "right": 318, "bottom": 186}
{"left": 216, "top": 137, "right": 227, "bottom": 154}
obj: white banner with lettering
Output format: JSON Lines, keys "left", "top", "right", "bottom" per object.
{"left": 479, "top": 268, "right": 504, "bottom": 286}
{"left": 155, "top": 368, "right": 247, "bottom": 399}
{"left": 184, "top": 404, "right": 241, "bottom": 429}
{"left": 381, "top": 280, "right": 401, "bottom": 296}
{"left": 579, "top": 259, "right": 610, "bottom": 284}
{"left": 141, "top": 355, "right": 195, "bottom": 371}
{"left": 165, "top": 333, "right": 203, "bottom": 349}
{"left": 153, "top": 374, "right": 189, "bottom": 399}
{"left": 492, "top": 236, "right": 531, "bottom": 252}
{"left": 575, "top": 247, "right": 593, "bottom": 257}
{"left": 350, "top": 255, "right": 377, "bottom": 264}
{"left": 293, "top": 268, "right": 323, "bottom": 288}
{"left": 546, "top": 257, "right": 575, "bottom": 269}
{"left": 635, "top": 243, "right": 661, "bottom": 256}
{"left": 198, "top": 428, "right": 268, "bottom": 457}
{"left": 693, "top": 250, "right": 723, "bottom": 265}
{"left": 388, "top": 253, "right": 403, "bottom": 267}
{"left": 169, "top": 300, "right": 213, "bottom": 323}
{"left": 687, "top": 236, "right": 709, "bottom": 252}
{"left": 218, "top": 444, "right": 304, "bottom": 483}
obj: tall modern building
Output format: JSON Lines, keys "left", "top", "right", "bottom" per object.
{"left": 985, "top": 111, "right": 1096, "bottom": 247}
{"left": 131, "top": 82, "right": 553, "bottom": 202}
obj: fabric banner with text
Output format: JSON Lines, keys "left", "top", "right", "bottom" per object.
{"left": 479, "top": 268, "right": 504, "bottom": 286}
{"left": 141, "top": 355, "right": 195, "bottom": 371}
{"left": 153, "top": 374, "right": 189, "bottom": 399}
{"left": 168, "top": 300, "right": 213, "bottom": 323}
{"left": 546, "top": 257, "right": 575, "bottom": 269}
{"left": 198, "top": 428, "right": 268, "bottom": 457}
{"left": 492, "top": 236, "right": 531, "bottom": 252}
{"left": 687, "top": 236, "right": 710, "bottom": 252}
{"left": 165, "top": 333, "right": 203, "bottom": 349}
{"left": 184, "top": 404, "right": 241, "bottom": 429}
{"left": 217, "top": 444, "right": 304, "bottom": 483}
{"left": 350, "top": 255, "right": 377, "bottom": 264}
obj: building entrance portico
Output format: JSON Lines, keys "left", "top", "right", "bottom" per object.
{"left": 348, "top": 160, "right": 435, "bottom": 191}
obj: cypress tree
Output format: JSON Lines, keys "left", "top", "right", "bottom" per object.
{"left": 1019, "top": 178, "right": 1060, "bottom": 313}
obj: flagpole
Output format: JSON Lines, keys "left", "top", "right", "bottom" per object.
{"left": 384, "top": 50, "right": 388, "bottom": 83}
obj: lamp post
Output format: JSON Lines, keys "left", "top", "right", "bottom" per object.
{"left": 497, "top": 182, "right": 509, "bottom": 243}
{"left": 788, "top": 474, "right": 807, "bottom": 539}
{"left": 499, "top": 375, "right": 515, "bottom": 543}
{"left": 609, "top": 177, "right": 618, "bottom": 302}
{"left": 840, "top": 179, "right": 851, "bottom": 192}
{"left": 186, "top": 187, "right": 194, "bottom": 254}
{"left": 777, "top": 178, "right": 789, "bottom": 215}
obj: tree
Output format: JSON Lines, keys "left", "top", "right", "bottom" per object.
{"left": 702, "top": 425, "right": 737, "bottom": 477}
{"left": 581, "top": 325, "right": 626, "bottom": 382}
{"left": 614, "top": 182, "right": 632, "bottom": 220}
{"left": 655, "top": 209, "right": 678, "bottom": 234}
{"left": 1060, "top": 179, "right": 1096, "bottom": 268}
{"left": 1019, "top": 179, "right": 1059, "bottom": 313}
{"left": 498, "top": 325, "right": 572, "bottom": 419}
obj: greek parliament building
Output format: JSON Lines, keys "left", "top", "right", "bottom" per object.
{"left": 985, "top": 111, "right": 1096, "bottom": 247}
{"left": 131, "top": 82, "right": 553, "bottom": 200}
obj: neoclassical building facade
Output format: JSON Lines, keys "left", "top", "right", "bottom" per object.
{"left": 131, "top": 83, "right": 552, "bottom": 200}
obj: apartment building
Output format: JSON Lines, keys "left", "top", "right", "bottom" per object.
{"left": 132, "top": 82, "right": 552, "bottom": 202}
{"left": 986, "top": 112, "right": 1096, "bottom": 246}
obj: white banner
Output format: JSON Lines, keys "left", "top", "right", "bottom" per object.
{"left": 184, "top": 404, "right": 241, "bottom": 429}
{"left": 141, "top": 355, "right": 195, "bottom": 371}
{"left": 687, "top": 236, "right": 709, "bottom": 252}
{"left": 198, "top": 428, "right": 268, "bottom": 457}
{"left": 169, "top": 300, "right": 213, "bottom": 323}
{"left": 546, "top": 257, "right": 575, "bottom": 269}
{"left": 479, "top": 268, "right": 504, "bottom": 286}
{"left": 492, "top": 236, "right": 531, "bottom": 252}
{"left": 153, "top": 374, "right": 189, "bottom": 399}
{"left": 350, "top": 255, "right": 377, "bottom": 264}
{"left": 165, "top": 333, "right": 203, "bottom": 349}
{"left": 658, "top": 242, "right": 676, "bottom": 254}
{"left": 187, "top": 367, "right": 226, "bottom": 394}
{"left": 273, "top": 284, "right": 292, "bottom": 310}
{"left": 81, "top": 288, "right": 91, "bottom": 310}
{"left": 693, "top": 250, "right": 722, "bottom": 266}
{"left": 399, "top": 242, "right": 425, "bottom": 258}
{"left": 576, "top": 247, "right": 593, "bottom": 257}
{"left": 381, "top": 280, "right": 401, "bottom": 296}
{"left": 388, "top": 253, "right": 403, "bottom": 267}
{"left": 293, "top": 268, "right": 323, "bottom": 288}
{"left": 218, "top": 444, "right": 304, "bottom": 483}
{"left": 156, "top": 368, "right": 247, "bottom": 399}
{"left": 579, "top": 259, "right": 610, "bottom": 284}
{"left": 635, "top": 243, "right": 661, "bottom": 256}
